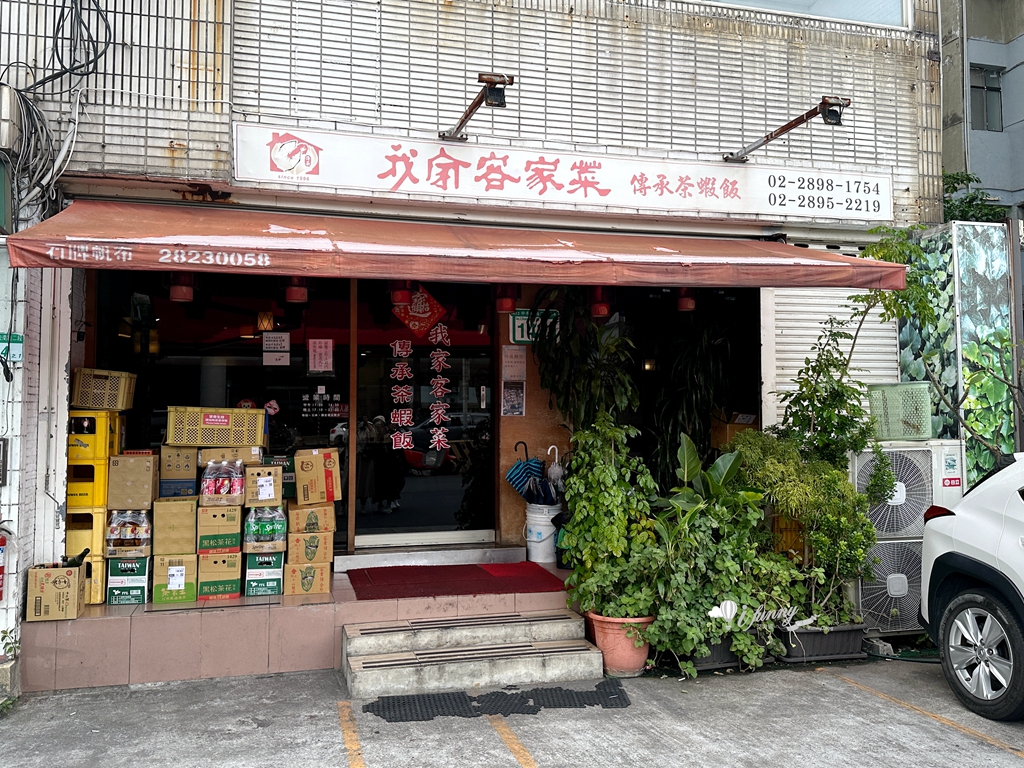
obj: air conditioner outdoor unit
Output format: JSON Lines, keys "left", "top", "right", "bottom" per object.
{"left": 850, "top": 440, "right": 964, "bottom": 633}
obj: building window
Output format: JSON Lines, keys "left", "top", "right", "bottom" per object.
{"left": 702, "top": 1, "right": 904, "bottom": 26}
{"left": 971, "top": 66, "right": 1003, "bottom": 132}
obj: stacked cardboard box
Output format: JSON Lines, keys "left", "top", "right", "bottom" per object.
{"left": 151, "top": 497, "right": 198, "bottom": 604}
{"left": 104, "top": 454, "right": 158, "bottom": 606}
{"left": 241, "top": 465, "right": 286, "bottom": 596}
{"left": 197, "top": 505, "right": 242, "bottom": 600}
{"left": 282, "top": 451, "right": 339, "bottom": 596}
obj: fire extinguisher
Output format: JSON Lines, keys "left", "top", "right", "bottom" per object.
{"left": 0, "top": 519, "right": 11, "bottom": 603}
{"left": 0, "top": 532, "right": 6, "bottom": 602}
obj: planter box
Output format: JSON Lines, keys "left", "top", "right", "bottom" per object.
{"left": 686, "top": 640, "right": 739, "bottom": 672}
{"left": 776, "top": 624, "right": 867, "bottom": 663}
{"left": 684, "top": 637, "right": 776, "bottom": 672}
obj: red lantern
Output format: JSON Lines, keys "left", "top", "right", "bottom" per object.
{"left": 590, "top": 286, "right": 610, "bottom": 318}
{"left": 677, "top": 287, "right": 696, "bottom": 312}
{"left": 169, "top": 273, "right": 195, "bottom": 302}
{"left": 285, "top": 276, "right": 308, "bottom": 303}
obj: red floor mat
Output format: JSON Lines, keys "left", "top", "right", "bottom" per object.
{"left": 347, "top": 561, "right": 566, "bottom": 600}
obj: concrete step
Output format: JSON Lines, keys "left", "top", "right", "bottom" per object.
{"left": 345, "top": 638, "right": 603, "bottom": 698}
{"left": 343, "top": 609, "right": 584, "bottom": 660}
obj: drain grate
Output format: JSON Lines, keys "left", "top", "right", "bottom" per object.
{"left": 362, "top": 679, "right": 630, "bottom": 722}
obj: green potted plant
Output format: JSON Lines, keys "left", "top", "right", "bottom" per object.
{"left": 640, "top": 435, "right": 802, "bottom": 676}
{"left": 560, "top": 411, "right": 659, "bottom": 677}
{"left": 731, "top": 429, "right": 879, "bottom": 661}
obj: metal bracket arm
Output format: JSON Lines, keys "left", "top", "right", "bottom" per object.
{"left": 722, "top": 96, "right": 851, "bottom": 163}
{"left": 439, "top": 73, "right": 515, "bottom": 142}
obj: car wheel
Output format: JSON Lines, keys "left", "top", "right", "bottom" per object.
{"left": 939, "top": 589, "right": 1024, "bottom": 721}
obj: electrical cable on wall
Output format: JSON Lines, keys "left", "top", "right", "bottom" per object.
{"left": 0, "top": 0, "right": 112, "bottom": 231}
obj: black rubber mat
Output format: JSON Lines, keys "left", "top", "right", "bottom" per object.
{"left": 363, "top": 678, "right": 630, "bottom": 722}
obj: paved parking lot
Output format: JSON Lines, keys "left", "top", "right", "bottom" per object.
{"left": 2, "top": 659, "right": 1023, "bottom": 767}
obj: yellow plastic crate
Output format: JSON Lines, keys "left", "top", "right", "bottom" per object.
{"left": 68, "top": 410, "right": 122, "bottom": 461}
{"left": 65, "top": 507, "right": 108, "bottom": 559}
{"left": 165, "top": 407, "right": 266, "bottom": 448}
{"left": 71, "top": 368, "right": 137, "bottom": 410}
{"left": 85, "top": 556, "right": 106, "bottom": 605}
{"left": 67, "top": 459, "right": 109, "bottom": 508}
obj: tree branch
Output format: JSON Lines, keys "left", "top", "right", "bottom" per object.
{"left": 923, "top": 361, "right": 1002, "bottom": 458}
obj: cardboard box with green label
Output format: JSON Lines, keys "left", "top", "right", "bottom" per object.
{"left": 153, "top": 554, "right": 198, "bottom": 603}
{"left": 107, "top": 557, "right": 150, "bottom": 605}
{"left": 244, "top": 552, "right": 284, "bottom": 596}
{"left": 198, "top": 552, "right": 242, "bottom": 600}
{"left": 197, "top": 505, "right": 242, "bottom": 554}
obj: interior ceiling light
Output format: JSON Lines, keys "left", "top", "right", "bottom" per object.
{"left": 257, "top": 311, "right": 275, "bottom": 332}
{"left": 723, "top": 96, "right": 851, "bottom": 163}
{"left": 439, "top": 73, "right": 516, "bottom": 141}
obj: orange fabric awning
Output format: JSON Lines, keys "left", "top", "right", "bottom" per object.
{"left": 5, "top": 200, "right": 906, "bottom": 289}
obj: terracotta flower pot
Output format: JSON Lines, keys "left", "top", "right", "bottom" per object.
{"left": 587, "top": 611, "right": 655, "bottom": 678}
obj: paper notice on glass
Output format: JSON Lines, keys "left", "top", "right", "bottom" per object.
{"left": 262, "top": 332, "right": 290, "bottom": 352}
{"left": 502, "top": 345, "right": 527, "bottom": 382}
{"left": 257, "top": 475, "right": 275, "bottom": 501}
{"left": 308, "top": 339, "right": 334, "bottom": 372}
{"left": 167, "top": 566, "right": 186, "bottom": 591}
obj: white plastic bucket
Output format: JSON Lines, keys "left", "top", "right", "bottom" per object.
{"left": 524, "top": 504, "right": 561, "bottom": 563}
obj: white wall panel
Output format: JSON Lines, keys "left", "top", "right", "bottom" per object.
{"left": 761, "top": 284, "right": 900, "bottom": 427}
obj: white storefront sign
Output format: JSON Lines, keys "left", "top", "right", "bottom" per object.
{"left": 234, "top": 123, "right": 893, "bottom": 222}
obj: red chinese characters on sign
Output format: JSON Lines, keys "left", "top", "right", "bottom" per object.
{"left": 429, "top": 350, "right": 451, "bottom": 372}
{"left": 391, "top": 385, "right": 413, "bottom": 403}
{"left": 697, "top": 177, "right": 719, "bottom": 199}
{"left": 390, "top": 408, "right": 414, "bottom": 427}
{"left": 676, "top": 176, "right": 694, "bottom": 198}
{"left": 377, "top": 144, "right": 419, "bottom": 192}
{"left": 392, "top": 287, "right": 447, "bottom": 338}
{"left": 721, "top": 179, "right": 741, "bottom": 199}
{"left": 390, "top": 362, "right": 414, "bottom": 381}
{"left": 429, "top": 376, "right": 451, "bottom": 398}
{"left": 390, "top": 340, "right": 413, "bottom": 358}
{"left": 567, "top": 161, "right": 611, "bottom": 198}
{"left": 429, "top": 402, "right": 451, "bottom": 425}
{"left": 427, "top": 323, "right": 450, "bottom": 347}
{"left": 630, "top": 173, "right": 650, "bottom": 196}
{"left": 427, "top": 148, "right": 471, "bottom": 191}
{"left": 474, "top": 152, "right": 521, "bottom": 191}
{"left": 391, "top": 431, "right": 414, "bottom": 450}
{"left": 524, "top": 157, "right": 564, "bottom": 195}
{"left": 429, "top": 427, "right": 450, "bottom": 451}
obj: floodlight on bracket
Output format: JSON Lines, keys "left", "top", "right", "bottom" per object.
{"left": 439, "top": 73, "right": 516, "bottom": 141}
{"left": 722, "top": 96, "right": 851, "bottom": 163}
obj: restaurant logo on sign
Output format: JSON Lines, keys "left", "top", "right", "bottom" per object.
{"left": 266, "top": 132, "right": 321, "bottom": 178}
{"left": 234, "top": 123, "right": 894, "bottom": 222}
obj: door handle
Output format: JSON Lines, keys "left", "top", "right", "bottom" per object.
{"left": 1019, "top": 536, "right": 1024, "bottom": 548}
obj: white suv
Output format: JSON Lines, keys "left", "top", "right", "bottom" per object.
{"left": 921, "top": 454, "right": 1024, "bottom": 721}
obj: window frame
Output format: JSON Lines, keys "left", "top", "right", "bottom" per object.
{"left": 970, "top": 65, "right": 1004, "bottom": 133}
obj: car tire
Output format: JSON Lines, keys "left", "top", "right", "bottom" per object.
{"left": 939, "top": 589, "right": 1024, "bottom": 721}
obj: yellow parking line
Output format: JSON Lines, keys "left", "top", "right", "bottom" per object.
{"left": 828, "top": 672, "right": 1024, "bottom": 760}
{"left": 487, "top": 714, "right": 539, "bottom": 768}
{"left": 337, "top": 701, "right": 367, "bottom": 768}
